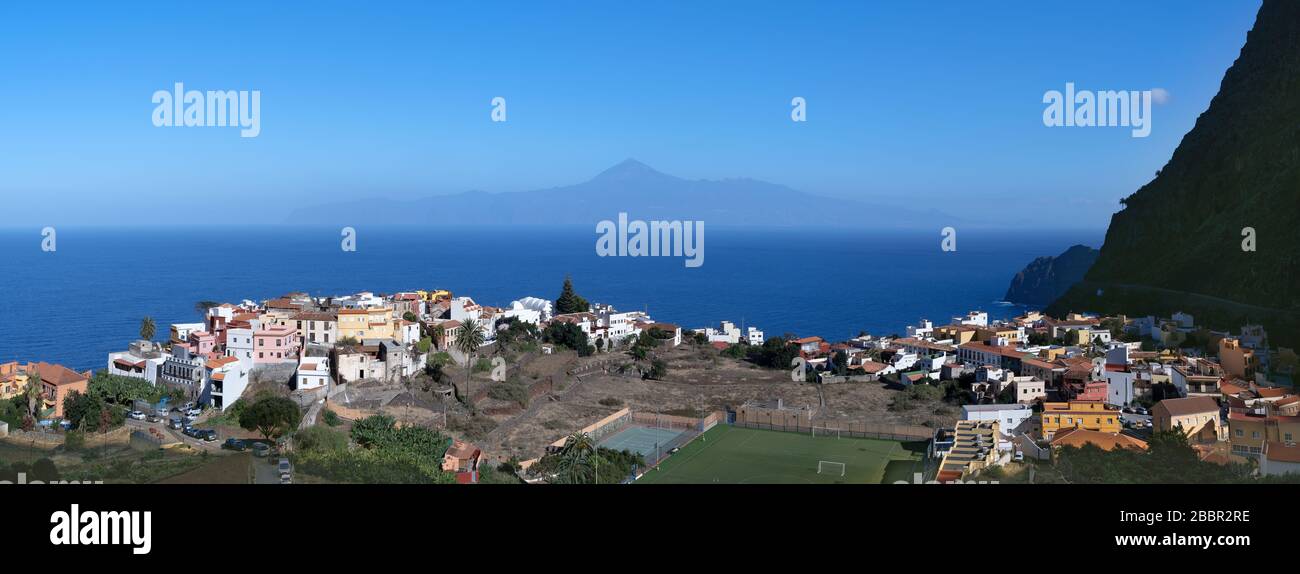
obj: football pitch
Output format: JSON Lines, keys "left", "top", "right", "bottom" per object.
{"left": 634, "top": 424, "right": 926, "bottom": 484}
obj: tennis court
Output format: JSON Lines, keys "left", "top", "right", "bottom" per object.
{"left": 635, "top": 424, "right": 925, "bottom": 484}
{"left": 598, "top": 425, "right": 686, "bottom": 459}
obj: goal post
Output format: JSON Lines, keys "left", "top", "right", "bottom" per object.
{"left": 817, "top": 460, "right": 845, "bottom": 477}
{"left": 812, "top": 426, "right": 841, "bottom": 439}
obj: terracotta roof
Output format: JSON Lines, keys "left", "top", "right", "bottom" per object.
{"left": 28, "top": 362, "right": 89, "bottom": 386}
{"left": 858, "top": 361, "right": 890, "bottom": 374}
{"left": 1155, "top": 396, "right": 1219, "bottom": 417}
{"left": 206, "top": 356, "right": 240, "bottom": 369}
{"left": 1051, "top": 428, "right": 1148, "bottom": 451}
{"left": 1266, "top": 442, "right": 1300, "bottom": 464}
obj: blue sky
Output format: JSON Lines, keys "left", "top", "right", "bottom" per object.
{"left": 0, "top": 0, "right": 1262, "bottom": 227}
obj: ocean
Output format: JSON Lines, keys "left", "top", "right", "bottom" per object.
{"left": 0, "top": 226, "right": 1103, "bottom": 372}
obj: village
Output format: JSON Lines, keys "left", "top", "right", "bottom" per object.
{"left": 1, "top": 278, "right": 1297, "bottom": 485}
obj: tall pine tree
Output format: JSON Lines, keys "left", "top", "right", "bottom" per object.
{"left": 555, "top": 276, "right": 589, "bottom": 314}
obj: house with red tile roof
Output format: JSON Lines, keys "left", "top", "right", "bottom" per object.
{"left": 1050, "top": 427, "right": 1148, "bottom": 452}
{"left": 1260, "top": 442, "right": 1300, "bottom": 477}
{"left": 28, "top": 362, "right": 91, "bottom": 419}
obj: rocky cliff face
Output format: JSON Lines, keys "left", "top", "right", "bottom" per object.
{"left": 1048, "top": 0, "right": 1300, "bottom": 344}
{"left": 1004, "top": 245, "right": 1098, "bottom": 306}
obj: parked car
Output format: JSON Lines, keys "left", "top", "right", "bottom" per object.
{"left": 185, "top": 407, "right": 202, "bottom": 417}
{"left": 222, "top": 438, "right": 247, "bottom": 451}
{"left": 1013, "top": 451, "right": 1024, "bottom": 462}
{"left": 169, "top": 417, "right": 184, "bottom": 430}
{"left": 277, "top": 458, "right": 292, "bottom": 475}
{"left": 128, "top": 410, "right": 147, "bottom": 421}
{"left": 280, "top": 474, "right": 292, "bottom": 485}
{"left": 1121, "top": 407, "right": 1133, "bottom": 414}
{"left": 1135, "top": 407, "right": 1149, "bottom": 416}
{"left": 200, "top": 430, "right": 218, "bottom": 442}
{"left": 251, "top": 442, "right": 271, "bottom": 457}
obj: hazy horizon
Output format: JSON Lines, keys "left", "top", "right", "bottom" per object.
{"left": 0, "top": 1, "right": 1262, "bottom": 227}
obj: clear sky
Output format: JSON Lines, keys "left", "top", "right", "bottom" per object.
{"left": 0, "top": 0, "right": 1262, "bottom": 227}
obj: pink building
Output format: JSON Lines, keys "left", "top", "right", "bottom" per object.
{"left": 254, "top": 325, "right": 300, "bottom": 364}
{"left": 188, "top": 331, "right": 217, "bottom": 358}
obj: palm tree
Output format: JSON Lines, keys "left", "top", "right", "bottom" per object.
{"left": 556, "top": 432, "right": 598, "bottom": 484}
{"left": 140, "top": 316, "right": 156, "bottom": 341}
{"left": 455, "top": 317, "right": 486, "bottom": 399}
{"left": 431, "top": 324, "right": 446, "bottom": 350}
{"left": 24, "top": 372, "right": 44, "bottom": 421}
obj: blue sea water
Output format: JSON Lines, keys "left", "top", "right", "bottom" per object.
{"left": 0, "top": 226, "right": 1102, "bottom": 372}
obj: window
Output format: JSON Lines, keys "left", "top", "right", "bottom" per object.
{"left": 1236, "top": 429, "right": 1244, "bottom": 437}
{"left": 1252, "top": 431, "right": 1260, "bottom": 439}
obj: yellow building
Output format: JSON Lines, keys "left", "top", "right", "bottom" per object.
{"left": 416, "top": 290, "right": 452, "bottom": 303}
{"left": 337, "top": 307, "right": 396, "bottom": 341}
{"left": 1041, "top": 400, "right": 1122, "bottom": 439}
{"left": 1228, "top": 412, "right": 1300, "bottom": 457}
{"left": 1151, "top": 396, "right": 1224, "bottom": 443}
{"left": 974, "top": 326, "right": 1022, "bottom": 345}
{"left": 0, "top": 362, "right": 30, "bottom": 400}
{"left": 934, "top": 325, "right": 977, "bottom": 344}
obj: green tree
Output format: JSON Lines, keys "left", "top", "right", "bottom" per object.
{"left": 238, "top": 396, "right": 302, "bottom": 441}
{"left": 455, "top": 317, "right": 487, "bottom": 399}
{"left": 139, "top": 316, "right": 156, "bottom": 341}
{"left": 645, "top": 358, "right": 668, "bottom": 380}
{"left": 194, "top": 301, "right": 220, "bottom": 317}
{"left": 543, "top": 322, "right": 591, "bottom": 356}
{"left": 555, "top": 432, "right": 597, "bottom": 484}
{"left": 555, "top": 276, "right": 589, "bottom": 314}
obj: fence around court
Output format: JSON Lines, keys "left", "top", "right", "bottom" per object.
{"left": 732, "top": 420, "right": 933, "bottom": 443}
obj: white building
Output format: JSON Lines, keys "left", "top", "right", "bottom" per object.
{"left": 107, "top": 340, "right": 167, "bottom": 385}
{"left": 510, "top": 296, "right": 554, "bottom": 322}
{"left": 906, "top": 319, "right": 934, "bottom": 339}
{"left": 294, "top": 356, "right": 330, "bottom": 391}
{"left": 169, "top": 323, "right": 206, "bottom": 343}
{"left": 225, "top": 325, "right": 257, "bottom": 366}
{"left": 501, "top": 301, "right": 543, "bottom": 325}
{"left": 201, "top": 356, "right": 249, "bottom": 411}
{"left": 699, "top": 320, "right": 742, "bottom": 344}
{"left": 952, "top": 311, "right": 989, "bottom": 327}
{"left": 1171, "top": 311, "right": 1195, "bottom": 329}
{"left": 960, "top": 403, "right": 1035, "bottom": 449}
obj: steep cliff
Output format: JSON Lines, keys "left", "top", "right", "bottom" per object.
{"left": 1005, "top": 245, "right": 1099, "bottom": 306}
{"left": 1048, "top": 0, "right": 1300, "bottom": 344}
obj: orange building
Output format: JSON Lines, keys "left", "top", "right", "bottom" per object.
{"left": 1219, "top": 338, "right": 1258, "bottom": 381}
{"left": 29, "top": 362, "right": 91, "bottom": 419}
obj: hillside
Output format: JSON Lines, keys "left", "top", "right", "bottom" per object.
{"left": 1048, "top": 0, "right": 1300, "bottom": 344}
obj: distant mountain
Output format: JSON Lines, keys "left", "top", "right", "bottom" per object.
{"left": 1004, "top": 245, "right": 1098, "bottom": 306}
{"left": 1048, "top": 0, "right": 1300, "bottom": 345}
{"left": 287, "top": 159, "right": 961, "bottom": 228}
